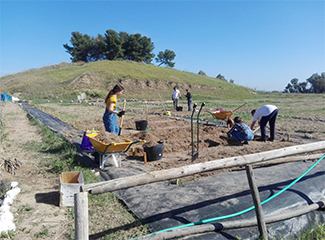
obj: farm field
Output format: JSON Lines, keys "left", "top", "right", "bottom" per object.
{"left": 1, "top": 94, "right": 325, "bottom": 239}
{"left": 36, "top": 95, "right": 325, "bottom": 177}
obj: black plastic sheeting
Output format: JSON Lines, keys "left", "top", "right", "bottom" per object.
{"left": 102, "top": 160, "right": 325, "bottom": 240}
{"left": 20, "top": 101, "right": 325, "bottom": 239}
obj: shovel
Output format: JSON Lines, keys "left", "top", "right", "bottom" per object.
{"left": 118, "top": 99, "right": 126, "bottom": 136}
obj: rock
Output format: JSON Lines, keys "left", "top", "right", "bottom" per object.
{"left": 304, "top": 134, "right": 313, "bottom": 139}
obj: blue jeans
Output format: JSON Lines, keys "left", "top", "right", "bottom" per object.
{"left": 103, "top": 110, "right": 119, "bottom": 135}
{"left": 232, "top": 125, "right": 254, "bottom": 141}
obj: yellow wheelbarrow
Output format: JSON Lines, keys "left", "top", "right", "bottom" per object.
{"left": 87, "top": 133, "right": 145, "bottom": 170}
{"left": 206, "top": 102, "right": 247, "bottom": 127}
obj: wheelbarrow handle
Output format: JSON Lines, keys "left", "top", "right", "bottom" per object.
{"left": 231, "top": 102, "right": 247, "bottom": 113}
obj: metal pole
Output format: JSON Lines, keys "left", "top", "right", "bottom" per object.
{"left": 196, "top": 103, "right": 205, "bottom": 157}
{"left": 191, "top": 103, "right": 197, "bottom": 161}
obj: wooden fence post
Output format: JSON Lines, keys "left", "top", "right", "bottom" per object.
{"left": 75, "top": 192, "right": 89, "bottom": 240}
{"left": 245, "top": 164, "right": 268, "bottom": 240}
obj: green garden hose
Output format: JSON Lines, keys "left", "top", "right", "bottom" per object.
{"left": 131, "top": 153, "right": 325, "bottom": 238}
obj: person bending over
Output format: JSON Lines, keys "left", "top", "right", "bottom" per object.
{"left": 250, "top": 105, "right": 278, "bottom": 142}
{"left": 227, "top": 117, "right": 254, "bottom": 144}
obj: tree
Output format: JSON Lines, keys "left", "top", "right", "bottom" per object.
{"left": 123, "top": 33, "right": 155, "bottom": 63}
{"left": 198, "top": 70, "right": 206, "bottom": 76}
{"left": 103, "top": 29, "right": 124, "bottom": 60}
{"left": 64, "top": 30, "right": 156, "bottom": 64}
{"left": 155, "top": 49, "right": 176, "bottom": 67}
{"left": 283, "top": 73, "right": 325, "bottom": 93}
{"left": 63, "top": 32, "right": 94, "bottom": 62}
{"left": 90, "top": 34, "right": 106, "bottom": 61}
{"left": 284, "top": 78, "right": 308, "bottom": 93}
{"left": 307, "top": 73, "right": 325, "bottom": 93}
{"left": 216, "top": 74, "right": 226, "bottom": 81}
{"left": 284, "top": 83, "right": 294, "bottom": 93}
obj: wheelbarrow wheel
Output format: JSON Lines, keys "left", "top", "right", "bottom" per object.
{"left": 227, "top": 118, "right": 234, "bottom": 128}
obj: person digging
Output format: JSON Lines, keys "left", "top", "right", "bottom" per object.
{"left": 227, "top": 116, "right": 254, "bottom": 145}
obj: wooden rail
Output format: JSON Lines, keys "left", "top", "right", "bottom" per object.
{"left": 81, "top": 141, "right": 325, "bottom": 195}
{"left": 75, "top": 141, "right": 325, "bottom": 240}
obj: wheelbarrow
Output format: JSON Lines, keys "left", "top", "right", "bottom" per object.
{"left": 206, "top": 102, "right": 247, "bottom": 128}
{"left": 87, "top": 133, "right": 145, "bottom": 170}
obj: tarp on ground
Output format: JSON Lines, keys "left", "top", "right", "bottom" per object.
{"left": 100, "top": 154, "right": 325, "bottom": 240}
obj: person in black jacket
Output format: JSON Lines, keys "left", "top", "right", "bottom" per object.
{"left": 184, "top": 89, "right": 192, "bottom": 111}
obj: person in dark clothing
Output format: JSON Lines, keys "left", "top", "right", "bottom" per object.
{"left": 251, "top": 105, "right": 278, "bottom": 142}
{"left": 184, "top": 89, "right": 192, "bottom": 111}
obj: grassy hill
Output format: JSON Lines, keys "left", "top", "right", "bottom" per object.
{"left": 0, "top": 60, "right": 260, "bottom": 101}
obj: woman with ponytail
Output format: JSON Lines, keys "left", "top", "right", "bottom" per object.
{"left": 103, "top": 84, "right": 125, "bottom": 135}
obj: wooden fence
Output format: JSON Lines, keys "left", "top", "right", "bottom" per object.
{"left": 75, "top": 141, "right": 325, "bottom": 240}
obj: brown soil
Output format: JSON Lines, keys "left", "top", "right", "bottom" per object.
{"left": 1, "top": 100, "right": 324, "bottom": 239}
{"left": 93, "top": 129, "right": 124, "bottom": 143}
{"left": 77, "top": 114, "right": 300, "bottom": 175}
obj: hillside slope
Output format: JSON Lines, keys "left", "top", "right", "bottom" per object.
{"left": 0, "top": 60, "right": 257, "bottom": 101}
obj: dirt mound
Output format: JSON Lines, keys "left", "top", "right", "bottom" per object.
{"left": 68, "top": 72, "right": 104, "bottom": 89}
{"left": 93, "top": 129, "right": 124, "bottom": 143}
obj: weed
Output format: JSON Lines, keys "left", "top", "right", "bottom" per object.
{"left": 0, "top": 230, "right": 15, "bottom": 238}
{"left": 65, "top": 208, "right": 74, "bottom": 217}
{"left": 169, "top": 178, "right": 185, "bottom": 185}
{"left": 17, "top": 204, "right": 34, "bottom": 213}
{"left": 293, "top": 223, "right": 325, "bottom": 240}
{"left": 34, "top": 226, "right": 49, "bottom": 238}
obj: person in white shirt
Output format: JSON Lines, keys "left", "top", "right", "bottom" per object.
{"left": 172, "top": 86, "right": 180, "bottom": 110}
{"left": 250, "top": 105, "right": 278, "bottom": 142}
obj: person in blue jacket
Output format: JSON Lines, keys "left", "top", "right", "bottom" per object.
{"left": 227, "top": 116, "right": 254, "bottom": 144}
{"left": 103, "top": 84, "right": 125, "bottom": 135}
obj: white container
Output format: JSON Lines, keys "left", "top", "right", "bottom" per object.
{"left": 59, "top": 171, "right": 84, "bottom": 207}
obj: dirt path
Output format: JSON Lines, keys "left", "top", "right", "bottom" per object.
{"left": 1, "top": 102, "right": 71, "bottom": 239}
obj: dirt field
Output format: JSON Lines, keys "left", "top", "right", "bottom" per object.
{"left": 1, "top": 97, "right": 325, "bottom": 239}
{"left": 78, "top": 115, "right": 300, "bottom": 173}
{"left": 69, "top": 99, "right": 324, "bottom": 173}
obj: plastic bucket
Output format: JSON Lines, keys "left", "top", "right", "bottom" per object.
{"left": 135, "top": 120, "right": 148, "bottom": 130}
{"left": 143, "top": 141, "right": 164, "bottom": 161}
{"left": 176, "top": 106, "right": 183, "bottom": 111}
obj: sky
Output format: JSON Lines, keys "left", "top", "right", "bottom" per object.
{"left": 0, "top": 0, "right": 324, "bottom": 92}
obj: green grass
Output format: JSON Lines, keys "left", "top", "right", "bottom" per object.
{"left": 16, "top": 204, "right": 34, "bottom": 213}
{"left": 21, "top": 114, "right": 148, "bottom": 240}
{"left": 34, "top": 226, "right": 49, "bottom": 238}
{"left": 0, "top": 60, "right": 258, "bottom": 101}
